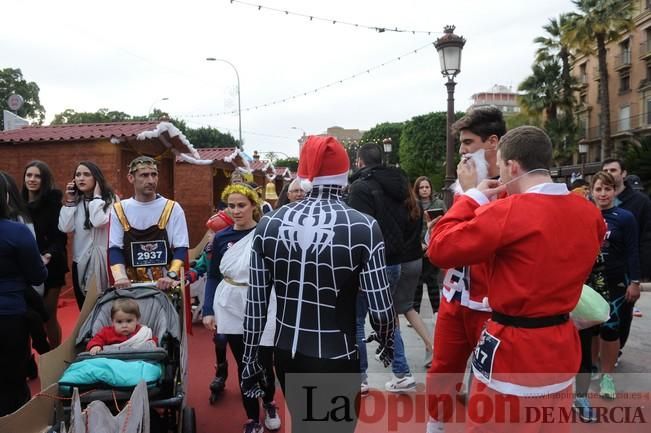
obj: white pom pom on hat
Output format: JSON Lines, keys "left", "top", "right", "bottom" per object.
{"left": 297, "top": 135, "right": 350, "bottom": 191}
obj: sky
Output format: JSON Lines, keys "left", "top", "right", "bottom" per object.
{"left": 2, "top": 0, "right": 577, "bottom": 158}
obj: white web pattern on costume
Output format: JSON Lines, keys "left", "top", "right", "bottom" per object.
{"left": 242, "top": 185, "right": 395, "bottom": 369}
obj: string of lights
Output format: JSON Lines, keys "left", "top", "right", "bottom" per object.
{"left": 229, "top": 0, "right": 440, "bottom": 35}
{"left": 175, "top": 40, "right": 435, "bottom": 119}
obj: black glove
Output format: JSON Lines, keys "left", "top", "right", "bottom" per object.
{"left": 241, "top": 360, "right": 267, "bottom": 399}
{"left": 364, "top": 332, "right": 394, "bottom": 368}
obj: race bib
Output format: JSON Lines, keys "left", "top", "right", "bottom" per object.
{"left": 130, "top": 240, "right": 168, "bottom": 267}
{"left": 471, "top": 329, "right": 501, "bottom": 383}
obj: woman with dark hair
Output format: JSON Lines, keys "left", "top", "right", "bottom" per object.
{"left": 58, "top": 161, "right": 116, "bottom": 309}
{"left": 0, "top": 171, "right": 48, "bottom": 415}
{"left": 394, "top": 185, "right": 434, "bottom": 368}
{"left": 412, "top": 176, "right": 446, "bottom": 315}
{"left": 22, "top": 160, "right": 68, "bottom": 348}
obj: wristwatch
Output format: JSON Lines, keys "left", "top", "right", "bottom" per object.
{"left": 167, "top": 271, "right": 179, "bottom": 280}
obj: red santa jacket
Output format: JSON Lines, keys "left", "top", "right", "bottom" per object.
{"left": 86, "top": 324, "right": 158, "bottom": 350}
{"left": 429, "top": 185, "right": 606, "bottom": 394}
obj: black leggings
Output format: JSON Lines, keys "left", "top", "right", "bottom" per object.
{"left": 274, "top": 348, "right": 360, "bottom": 433}
{"left": 414, "top": 257, "right": 440, "bottom": 313}
{"left": 226, "top": 334, "right": 276, "bottom": 422}
{"left": 0, "top": 315, "right": 30, "bottom": 416}
{"left": 576, "top": 326, "right": 595, "bottom": 397}
{"left": 72, "top": 262, "right": 85, "bottom": 310}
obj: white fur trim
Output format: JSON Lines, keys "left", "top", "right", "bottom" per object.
{"left": 300, "top": 179, "right": 313, "bottom": 192}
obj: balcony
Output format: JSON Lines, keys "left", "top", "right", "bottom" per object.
{"left": 615, "top": 51, "right": 632, "bottom": 70}
{"left": 640, "top": 40, "right": 651, "bottom": 60}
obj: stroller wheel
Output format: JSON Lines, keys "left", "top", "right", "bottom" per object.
{"left": 182, "top": 407, "right": 196, "bottom": 433}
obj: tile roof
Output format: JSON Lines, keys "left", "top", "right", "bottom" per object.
{"left": 249, "top": 159, "right": 273, "bottom": 172}
{"left": 0, "top": 121, "right": 162, "bottom": 143}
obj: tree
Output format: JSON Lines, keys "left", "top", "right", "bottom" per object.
{"left": 0, "top": 68, "right": 45, "bottom": 129}
{"left": 398, "top": 112, "right": 453, "bottom": 190}
{"left": 517, "top": 60, "right": 578, "bottom": 165}
{"left": 51, "top": 108, "right": 132, "bottom": 124}
{"left": 564, "top": 0, "right": 634, "bottom": 159}
{"left": 182, "top": 126, "right": 237, "bottom": 148}
{"left": 534, "top": 14, "right": 575, "bottom": 112}
{"left": 273, "top": 157, "right": 299, "bottom": 172}
{"left": 624, "top": 137, "right": 651, "bottom": 194}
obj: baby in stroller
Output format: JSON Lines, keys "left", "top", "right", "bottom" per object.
{"left": 87, "top": 298, "right": 158, "bottom": 355}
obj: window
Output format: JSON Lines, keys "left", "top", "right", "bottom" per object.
{"left": 620, "top": 39, "right": 631, "bottom": 65}
{"left": 578, "top": 114, "right": 588, "bottom": 138}
{"left": 619, "top": 106, "right": 631, "bottom": 131}
{"left": 620, "top": 72, "right": 631, "bottom": 92}
{"left": 580, "top": 92, "right": 587, "bottom": 105}
{"left": 579, "top": 63, "right": 588, "bottom": 83}
{"left": 647, "top": 99, "right": 651, "bottom": 124}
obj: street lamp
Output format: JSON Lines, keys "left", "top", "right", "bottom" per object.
{"left": 148, "top": 97, "right": 169, "bottom": 116}
{"left": 382, "top": 137, "right": 393, "bottom": 165}
{"left": 206, "top": 57, "right": 243, "bottom": 149}
{"left": 435, "top": 25, "right": 466, "bottom": 208}
{"left": 578, "top": 142, "right": 589, "bottom": 174}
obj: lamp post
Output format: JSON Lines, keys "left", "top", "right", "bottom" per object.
{"left": 148, "top": 97, "right": 169, "bottom": 116}
{"left": 435, "top": 25, "right": 466, "bottom": 209}
{"left": 382, "top": 137, "right": 393, "bottom": 165}
{"left": 578, "top": 142, "right": 589, "bottom": 175}
{"left": 206, "top": 57, "right": 243, "bottom": 149}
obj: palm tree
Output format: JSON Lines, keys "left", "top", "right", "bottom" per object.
{"left": 563, "top": 0, "right": 634, "bottom": 160}
{"left": 518, "top": 61, "right": 564, "bottom": 122}
{"left": 534, "top": 14, "right": 575, "bottom": 111}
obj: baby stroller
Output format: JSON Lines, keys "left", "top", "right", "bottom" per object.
{"left": 50, "top": 283, "right": 195, "bottom": 433}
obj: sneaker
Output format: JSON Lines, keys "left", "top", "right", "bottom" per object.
{"left": 590, "top": 364, "right": 600, "bottom": 381}
{"left": 614, "top": 351, "right": 622, "bottom": 368}
{"left": 360, "top": 380, "right": 369, "bottom": 396}
{"left": 573, "top": 396, "right": 596, "bottom": 422}
{"left": 599, "top": 374, "right": 616, "bottom": 400}
{"left": 385, "top": 373, "right": 416, "bottom": 393}
{"left": 426, "top": 416, "right": 444, "bottom": 432}
{"left": 263, "top": 402, "right": 281, "bottom": 430}
{"left": 424, "top": 349, "right": 433, "bottom": 369}
{"left": 633, "top": 307, "right": 642, "bottom": 317}
{"left": 243, "top": 420, "right": 263, "bottom": 433}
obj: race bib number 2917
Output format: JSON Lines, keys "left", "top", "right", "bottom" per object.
{"left": 471, "top": 329, "right": 501, "bottom": 383}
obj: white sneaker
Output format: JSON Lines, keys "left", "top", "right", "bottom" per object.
{"left": 263, "top": 402, "right": 281, "bottom": 430}
{"left": 385, "top": 373, "right": 416, "bottom": 393}
{"left": 360, "top": 380, "right": 369, "bottom": 396}
{"left": 426, "top": 416, "right": 444, "bottom": 432}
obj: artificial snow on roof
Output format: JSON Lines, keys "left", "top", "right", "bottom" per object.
{"left": 136, "top": 121, "right": 201, "bottom": 160}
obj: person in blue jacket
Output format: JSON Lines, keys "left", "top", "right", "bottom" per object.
{"left": 0, "top": 171, "right": 48, "bottom": 415}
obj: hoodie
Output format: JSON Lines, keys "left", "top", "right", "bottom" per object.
{"left": 348, "top": 165, "right": 409, "bottom": 265}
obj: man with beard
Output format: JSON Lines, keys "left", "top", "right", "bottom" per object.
{"left": 425, "top": 106, "right": 505, "bottom": 432}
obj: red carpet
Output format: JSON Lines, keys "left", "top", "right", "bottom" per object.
{"left": 31, "top": 290, "right": 651, "bottom": 432}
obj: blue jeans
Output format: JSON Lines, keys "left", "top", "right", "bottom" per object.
{"left": 356, "top": 264, "right": 410, "bottom": 380}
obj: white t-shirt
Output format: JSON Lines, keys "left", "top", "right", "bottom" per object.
{"left": 109, "top": 196, "right": 189, "bottom": 251}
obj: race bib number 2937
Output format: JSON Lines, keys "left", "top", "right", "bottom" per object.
{"left": 130, "top": 240, "right": 168, "bottom": 267}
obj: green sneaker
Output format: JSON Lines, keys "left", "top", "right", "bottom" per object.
{"left": 599, "top": 373, "right": 616, "bottom": 400}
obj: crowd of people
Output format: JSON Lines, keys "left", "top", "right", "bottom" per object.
{"left": 0, "top": 107, "right": 649, "bottom": 433}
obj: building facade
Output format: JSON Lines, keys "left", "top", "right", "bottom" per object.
{"left": 573, "top": 0, "right": 651, "bottom": 163}
{"left": 467, "top": 84, "right": 520, "bottom": 115}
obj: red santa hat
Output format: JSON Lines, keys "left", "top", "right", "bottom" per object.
{"left": 297, "top": 135, "right": 350, "bottom": 191}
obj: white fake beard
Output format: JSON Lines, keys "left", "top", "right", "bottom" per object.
{"left": 452, "top": 149, "right": 490, "bottom": 194}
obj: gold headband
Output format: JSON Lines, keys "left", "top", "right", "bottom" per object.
{"left": 221, "top": 183, "right": 261, "bottom": 205}
{"left": 128, "top": 157, "right": 158, "bottom": 174}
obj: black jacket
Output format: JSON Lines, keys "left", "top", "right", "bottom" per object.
{"left": 27, "top": 189, "right": 69, "bottom": 288}
{"left": 348, "top": 165, "right": 409, "bottom": 265}
{"left": 617, "top": 184, "right": 651, "bottom": 280}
